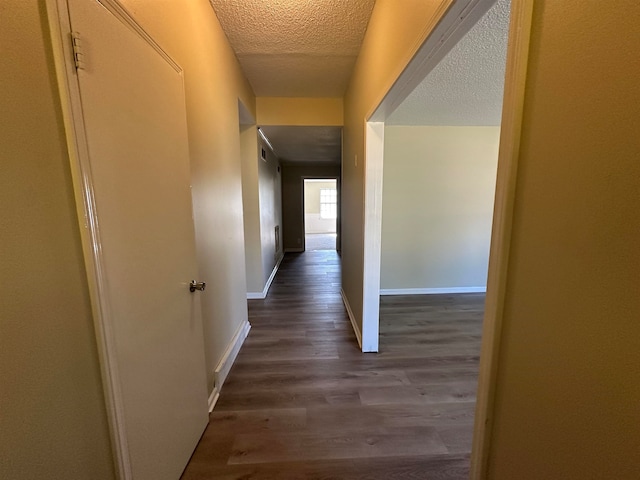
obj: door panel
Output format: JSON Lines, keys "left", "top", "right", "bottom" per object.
{"left": 67, "top": 0, "right": 209, "bottom": 478}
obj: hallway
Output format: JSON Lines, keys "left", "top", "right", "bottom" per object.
{"left": 181, "top": 250, "right": 482, "bottom": 479}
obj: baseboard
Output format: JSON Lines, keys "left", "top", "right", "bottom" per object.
{"left": 208, "top": 319, "right": 251, "bottom": 413}
{"left": 246, "top": 253, "right": 284, "bottom": 299}
{"left": 284, "top": 248, "right": 304, "bottom": 253}
{"left": 265, "top": 253, "right": 284, "bottom": 295}
{"left": 379, "top": 286, "right": 487, "bottom": 296}
{"left": 207, "top": 389, "right": 220, "bottom": 412}
{"left": 340, "top": 288, "right": 362, "bottom": 349}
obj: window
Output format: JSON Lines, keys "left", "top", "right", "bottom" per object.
{"left": 320, "top": 188, "right": 337, "bottom": 219}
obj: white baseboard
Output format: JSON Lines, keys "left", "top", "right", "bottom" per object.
{"left": 247, "top": 253, "right": 284, "bottom": 299}
{"left": 208, "top": 319, "right": 251, "bottom": 412}
{"left": 379, "top": 286, "right": 487, "bottom": 296}
{"left": 341, "top": 288, "right": 362, "bottom": 349}
{"left": 207, "top": 389, "right": 220, "bottom": 412}
{"left": 284, "top": 248, "right": 304, "bottom": 253}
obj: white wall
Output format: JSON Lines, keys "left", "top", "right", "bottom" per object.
{"left": 381, "top": 126, "right": 500, "bottom": 291}
{"left": 304, "top": 180, "right": 337, "bottom": 234}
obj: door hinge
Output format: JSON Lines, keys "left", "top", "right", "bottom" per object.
{"left": 71, "top": 32, "right": 85, "bottom": 70}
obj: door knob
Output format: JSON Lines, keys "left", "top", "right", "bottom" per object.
{"left": 189, "top": 280, "right": 206, "bottom": 292}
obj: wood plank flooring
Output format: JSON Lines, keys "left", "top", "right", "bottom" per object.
{"left": 181, "top": 250, "right": 483, "bottom": 479}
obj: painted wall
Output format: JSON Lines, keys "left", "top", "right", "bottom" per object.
{"left": 342, "top": 0, "right": 445, "bottom": 332}
{"left": 0, "top": 2, "right": 115, "bottom": 478}
{"left": 241, "top": 129, "right": 283, "bottom": 295}
{"left": 119, "top": 0, "right": 256, "bottom": 392}
{"left": 487, "top": 1, "right": 640, "bottom": 478}
{"left": 256, "top": 97, "right": 343, "bottom": 254}
{"left": 282, "top": 165, "right": 341, "bottom": 251}
{"left": 257, "top": 97, "right": 343, "bottom": 126}
{"left": 304, "top": 180, "right": 338, "bottom": 234}
{"left": 240, "top": 125, "right": 263, "bottom": 293}
{"left": 258, "top": 137, "right": 283, "bottom": 289}
{"left": 381, "top": 126, "right": 499, "bottom": 291}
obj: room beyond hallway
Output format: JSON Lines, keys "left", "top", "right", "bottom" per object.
{"left": 305, "top": 233, "right": 337, "bottom": 251}
{"left": 181, "top": 250, "right": 481, "bottom": 479}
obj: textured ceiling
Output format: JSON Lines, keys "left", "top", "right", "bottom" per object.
{"left": 209, "top": 0, "right": 376, "bottom": 97}
{"left": 260, "top": 126, "right": 342, "bottom": 165}
{"left": 387, "top": 0, "right": 511, "bottom": 126}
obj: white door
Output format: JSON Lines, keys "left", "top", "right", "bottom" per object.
{"left": 65, "top": 0, "right": 209, "bottom": 478}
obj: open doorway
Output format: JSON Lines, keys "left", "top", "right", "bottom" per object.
{"left": 303, "top": 179, "right": 337, "bottom": 251}
{"left": 361, "top": 0, "right": 510, "bottom": 353}
{"left": 362, "top": 0, "right": 514, "bottom": 476}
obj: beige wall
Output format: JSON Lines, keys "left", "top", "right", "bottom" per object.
{"left": 2, "top": 6, "right": 258, "bottom": 477}
{"left": 381, "top": 126, "right": 499, "bottom": 290}
{"left": 240, "top": 125, "right": 263, "bottom": 293}
{"left": 241, "top": 126, "right": 283, "bottom": 294}
{"left": 342, "top": 0, "right": 445, "bottom": 330}
{"left": 241, "top": 128, "right": 282, "bottom": 295}
{"left": 282, "top": 165, "right": 341, "bottom": 251}
{"left": 487, "top": 1, "right": 640, "bottom": 478}
{"left": 258, "top": 138, "right": 283, "bottom": 287}
{"left": 119, "top": 0, "right": 256, "bottom": 392}
{"left": 0, "top": 2, "right": 115, "bottom": 478}
{"left": 257, "top": 97, "right": 343, "bottom": 126}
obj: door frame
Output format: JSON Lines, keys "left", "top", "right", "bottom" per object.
{"left": 470, "top": 1, "right": 535, "bottom": 476}
{"left": 301, "top": 176, "right": 341, "bottom": 252}
{"left": 361, "top": 122, "right": 384, "bottom": 352}
{"left": 362, "top": 0, "right": 536, "bottom": 476}
{"left": 45, "top": 1, "right": 187, "bottom": 477}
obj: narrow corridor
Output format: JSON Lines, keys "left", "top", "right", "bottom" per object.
{"left": 181, "top": 250, "right": 482, "bottom": 479}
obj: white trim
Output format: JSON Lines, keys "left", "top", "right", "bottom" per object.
{"left": 208, "top": 320, "right": 251, "bottom": 412}
{"left": 284, "top": 248, "right": 304, "bottom": 253}
{"left": 207, "top": 390, "right": 220, "bottom": 413}
{"left": 264, "top": 253, "right": 284, "bottom": 295}
{"left": 341, "top": 289, "right": 362, "bottom": 349}
{"left": 257, "top": 127, "right": 276, "bottom": 154}
{"left": 470, "top": 1, "right": 536, "bottom": 478}
{"left": 246, "top": 253, "right": 284, "bottom": 299}
{"left": 380, "top": 286, "right": 487, "bottom": 296}
{"left": 361, "top": 122, "right": 384, "bottom": 353}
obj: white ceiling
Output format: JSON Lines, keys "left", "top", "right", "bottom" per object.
{"left": 387, "top": 0, "right": 511, "bottom": 126}
{"left": 260, "top": 126, "right": 342, "bottom": 166}
{"left": 209, "top": 0, "right": 376, "bottom": 97}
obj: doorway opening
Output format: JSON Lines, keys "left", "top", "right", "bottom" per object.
{"left": 303, "top": 179, "right": 337, "bottom": 251}
{"left": 362, "top": 0, "right": 519, "bottom": 477}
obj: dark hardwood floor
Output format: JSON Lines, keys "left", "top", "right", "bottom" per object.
{"left": 181, "top": 250, "right": 483, "bottom": 479}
